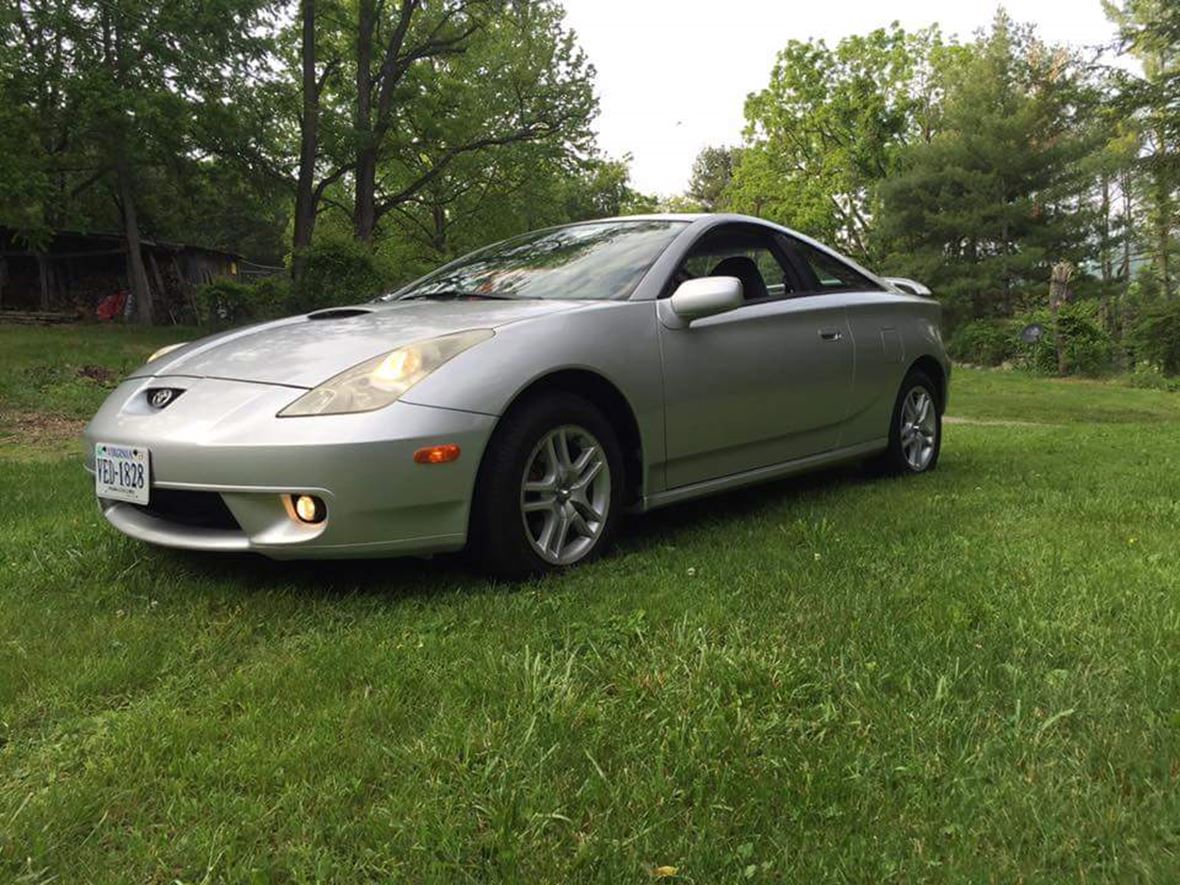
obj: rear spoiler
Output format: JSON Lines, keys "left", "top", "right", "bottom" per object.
{"left": 883, "top": 277, "right": 932, "bottom": 297}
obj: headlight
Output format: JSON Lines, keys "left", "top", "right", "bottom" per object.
{"left": 147, "top": 342, "right": 188, "bottom": 362}
{"left": 278, "top": 329, "right": 494, "bottom": 417}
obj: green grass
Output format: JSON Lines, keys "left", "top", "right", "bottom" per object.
{"left": 2, "top": 326, "right": 1179, "bottom": 882}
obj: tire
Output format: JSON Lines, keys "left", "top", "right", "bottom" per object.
{"left": 875, "top": 369, "right": 942, "bottom": 476}
{"left": 468, "top": 392, "right": 624, "bottom": 577}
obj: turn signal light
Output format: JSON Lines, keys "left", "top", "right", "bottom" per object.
{"left": 413, "top": 444, "right": 461, "bottom": 464}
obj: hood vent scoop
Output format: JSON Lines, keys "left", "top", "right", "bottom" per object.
{"left": 306, "top": 307, "right": 373, "bottom": 321}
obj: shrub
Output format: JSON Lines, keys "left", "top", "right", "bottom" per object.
{"left": 948, "top": 319, "right": 1019, "bottom": 366}
{"left": 1129, "top": 300, "right": 1180, "bottom": 376}
{"left": 1126, "top": 362, "right": 1180, "bottom": 391}
{"left": 1014, "top": 302, "right": 1115, "bottom": 376}
{"left": 289, "top": 235, "right": 392, "bottom": 313}
{"left": 196, "top": 276, "right": 292, "bottom": 328}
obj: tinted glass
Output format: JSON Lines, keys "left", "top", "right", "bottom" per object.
{"left": 384, "top": 220, "right": 687, "bottom": 302}
{"left": 789, "top": 238, "right": 881, "bottom": 292}
{"left": 677, "top": 228, "right": 794, "bottom": 300}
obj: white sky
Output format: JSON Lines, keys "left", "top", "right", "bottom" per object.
{"left": 561, "top": 0, "right": 1125, "bottom": 196}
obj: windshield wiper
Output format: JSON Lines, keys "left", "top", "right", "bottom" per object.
{"left": 399, "top": 290, "right": 516, "bottom": 301}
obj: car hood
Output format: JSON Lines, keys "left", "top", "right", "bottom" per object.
{"left": 133, "top": 299, "right": 579, "bottom": 388}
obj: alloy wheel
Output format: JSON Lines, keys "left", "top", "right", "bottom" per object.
{"left": 519, "top": 424, "right": 611, "bottom": 565}
{"left": 900, "top": 386, "right": 937, "bottom": 471}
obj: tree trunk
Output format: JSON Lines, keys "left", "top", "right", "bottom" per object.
{"left": 147, "top": 249, "right": 170, "bottom": 321}
{"left": 431, "top": 203, "right": 447, "bottom": 254}
{"left": 0, "top": 255, "right": 7, "bottom": 309}
{"left": 353, "top": 0, "right": 377, "bottom": 244}
{"left": 354, "top": 149, "right": 378, "bottom": 244}
{"left": 36, "top": 253, "right": 50, "bottom": 311}
{"left": 1049, "top": 261, "right": 1073, "bottom": 377}
{"left": 292, "top": 0, "right": 319, "bottom": 282}
{"left": 1099, "top": 175, "right": 1112, "bottom": 333}
{"left": 118, "top": 160, "right": 154, "bottom": 325}
{"left": 1153, "top": 124, "right": 1174, "bottom": 300}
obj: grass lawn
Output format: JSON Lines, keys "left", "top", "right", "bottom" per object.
{"left": 2, "top": 324, "right": 1179, "bottom": 882}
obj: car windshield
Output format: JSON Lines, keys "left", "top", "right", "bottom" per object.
{"left": 381, "top": 219, "right": 687, "bottom": 302}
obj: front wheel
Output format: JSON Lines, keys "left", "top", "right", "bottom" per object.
{"left": 877, "top": 370, "right": 942, "bottom": 475}
{"left": 468, "top": 393, "right": 623, "bottom": 577}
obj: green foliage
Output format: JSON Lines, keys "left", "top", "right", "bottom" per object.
{"left": 1125, "top": 361, "right": 1180, "bottom": 390}
{"left": 877, "top": 14, "right": 1096, "bottom": 328}
{"left": 687, "top": 146, "right": 740, "bottom": 212}
{"left": 1017, "top": 303, "right": 1116, "bottom": 376}
{"left": 948, "top": 319, "right": 1020, "bottom": 366}
{"left": 1129, "top": 299, "right": 1180, "bottom": 374}
{"left": 196, "top": 276, "right": 292, "bottom": 328}
{"left": 289, "top": 236, "right": 393, "bottom": 313}
{"left": 727, "top": 23, "right": 943, "bottom": 260}
{"left": 952, "top": 303, "right": 1118, "bottom": 376}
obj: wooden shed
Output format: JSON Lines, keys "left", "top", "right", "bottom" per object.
{"left": 0, "top": 226, "right": 241, "bottom": 322}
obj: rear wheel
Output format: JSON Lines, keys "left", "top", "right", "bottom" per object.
{"left": 877, "top": 370, "right": 941, "bottom": 475}
{"left": 468, "top": 393, "right": 623, "bottom": 577}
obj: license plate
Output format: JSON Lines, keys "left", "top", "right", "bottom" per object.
{"left": 95, "top": 443, "right": 150, "bottom": 505}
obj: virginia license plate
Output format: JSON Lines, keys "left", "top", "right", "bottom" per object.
{"left": 94, "top": 443, "right": 150, "bottom": 505}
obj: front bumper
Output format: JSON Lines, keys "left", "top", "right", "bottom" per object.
{"left": 83, "top": 375, "right": 497, "bottom": 559}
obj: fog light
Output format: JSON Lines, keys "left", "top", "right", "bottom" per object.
{"left": 413, "top": 444, "right": 461, "bottom": 464}
{"left": 292, "top": 494, "right": 326, "bottom": 524}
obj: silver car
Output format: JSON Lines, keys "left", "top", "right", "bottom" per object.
{"left": 84, "top": 214, "right": 948, "bottom": 575}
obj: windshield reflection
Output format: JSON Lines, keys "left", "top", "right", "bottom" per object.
{"left": 380, "top": 220, "right": 687, "bottom": 302}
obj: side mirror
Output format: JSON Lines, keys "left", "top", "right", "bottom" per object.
{"left": 668, "top": 276, "right": 743, "bottom": 324}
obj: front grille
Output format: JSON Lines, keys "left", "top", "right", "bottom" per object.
{"left": 130, "top": 489, "right": 241, "bottom": 530}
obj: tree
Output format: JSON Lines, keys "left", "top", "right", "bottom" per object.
{"left": 687, "top": 146, "right": 740, "bottom": 211}
{"left": 300, "top": 0, "right": 594, "bottom": 244}
{"left": 1, "top": 0, "right": 280, "bottom": 322}
{"left": 727, "top": 23, "right": 943, "bottom": 260}
{"left": 1105, "top": 0, "right": 1180, "bottom": 299}
{"left": 876, "top": 14, "right": 1095, "bottom": 327}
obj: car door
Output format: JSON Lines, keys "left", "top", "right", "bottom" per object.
{"left": 780, "top": 235, "right": 900, "bottom": 448}
{"left": 658, "top": 224, "right": 854, "bottom": 489}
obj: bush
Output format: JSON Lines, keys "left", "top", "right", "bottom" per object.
{"left": 196, "top": 276, "right": 292, "bottom": 329}
{"left": 1014, "top": 302, "right": 1115, "bottom": 376}
{"left": 289, "top": 235, "right": 392, "bottom": 314}
{"left": 948, "top": 319, "right": 1019, "bottom": 366}
{"left": 1125, "top": 362, "right": 1180, "bottom": 391}
{"left": 1129, "top": 300, "right": 1180, "bottom": 376}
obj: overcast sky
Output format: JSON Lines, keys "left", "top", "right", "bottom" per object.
{"left": 560, "top": 0, "right": 1125, "bottom": 196}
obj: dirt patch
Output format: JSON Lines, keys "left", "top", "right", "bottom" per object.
{"left": 0, "top": 410, "right": 87, "bottom": 450}
{"left": 76, "top": 364, "right": 118, "bottom": 385}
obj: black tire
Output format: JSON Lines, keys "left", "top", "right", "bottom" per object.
{"left": 467, "top": 392, "right": 624, "bottom": 578}
{"left": 874, "top": 369, "right": 942, "bottom": 476}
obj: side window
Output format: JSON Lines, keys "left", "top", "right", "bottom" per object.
{"left": 674, "top": 228, "right": 795, "bottom": 301}
{"left": 786, "top": 237, "right": 882, "bottom": 293}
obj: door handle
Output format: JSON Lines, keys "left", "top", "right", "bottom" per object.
{"left": 818, "top": 328, "right": 843, "bottom": 342}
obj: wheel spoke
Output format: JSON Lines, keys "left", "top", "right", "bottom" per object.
{"left": 543, "top": 435, "right": 561, "bottom": 474}
{"left": 569, "top": 508, "right": 591, "bottom": 538}
{"left": 536, "top": 510, "right": 558, "bottom": 551}
{"left": 571, "top": 457, "right": 604, "bottom": 491}
{"left": 550, "top": 512, "right": 571, "bottom": 557}
{"left": 555, "top": 429, "right": 573, "bottom": 469}
{"left": 572, "top": 495, "right": 603, "bottom": 524}
{"left": 523, "top": 495, "right": 556, "bottom": 513}
{"left": 572, "top": 444, "right": 598, "bottom": 475}
{"left": 524, "top": 477, "right": 556, "bottom": 494}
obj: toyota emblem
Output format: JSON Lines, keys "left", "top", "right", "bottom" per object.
{"left": 149, "top": 388, "right": 177, "bottom": 409}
